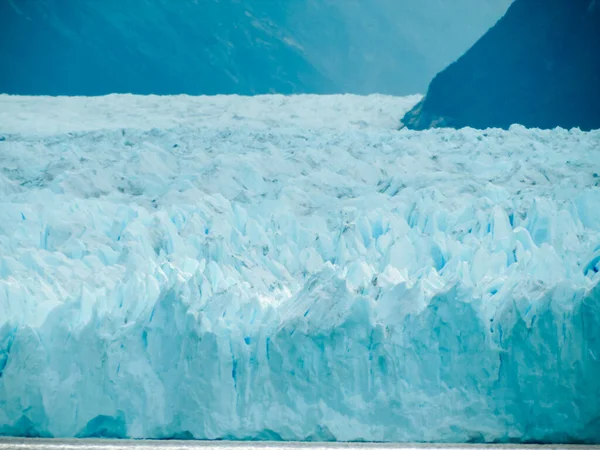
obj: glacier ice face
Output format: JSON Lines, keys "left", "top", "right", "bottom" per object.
{"left": 0, "top": 94, "right": 599, "bottom": 442}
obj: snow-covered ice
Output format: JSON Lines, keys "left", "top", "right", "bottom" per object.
{"left": 0, "top": 94, "right": 599, "bottom": 442}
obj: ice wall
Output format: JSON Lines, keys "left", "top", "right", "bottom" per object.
{"left": 0, "top": 94, "right": 599, "bottom": 442}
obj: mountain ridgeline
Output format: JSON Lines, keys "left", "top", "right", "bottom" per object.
{"left": 402, "top": 0, "right": 600, "bottom": 131}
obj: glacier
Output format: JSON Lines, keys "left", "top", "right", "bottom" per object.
{"left": 0, "top": 94, "right": 599, "bottom": 443}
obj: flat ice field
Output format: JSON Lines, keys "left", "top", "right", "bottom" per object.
{"left": 0, "top": 94, "right": 599, "bottom": 443}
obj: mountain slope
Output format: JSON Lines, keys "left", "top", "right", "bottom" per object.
{"left": 0, "top": 0, "right": 511, "bottom": 96}
{"left": 402, "top": 0, "right": 600, "bottom": 131}
{"left": 0, "top": 0, "right": 335, "bottom": 96}
{"left": 274, "top": 0, "right": 513, "bottom": 96}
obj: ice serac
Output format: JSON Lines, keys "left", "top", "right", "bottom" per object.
{"left": 402, "top": 0, "right": 600, "bottom": 131}
{"left": 0, "top": 94, "right": 600, "bottom": 443}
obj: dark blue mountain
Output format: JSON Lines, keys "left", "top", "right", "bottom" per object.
{"left": 402, "top": 0, "right": 600, "bottom": 131}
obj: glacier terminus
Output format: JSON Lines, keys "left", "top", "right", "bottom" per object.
{"left": 0, "top": 94, "right": 599, "bottom": 443}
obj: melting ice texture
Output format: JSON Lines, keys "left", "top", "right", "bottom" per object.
{"left": 0, "top": 94, "right": 599, "bottom": 443}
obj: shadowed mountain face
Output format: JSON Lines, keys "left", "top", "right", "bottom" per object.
{"left": 0, "top": 0, "right": 333, "bottom": 96}
{"left": 0, "top": 0, "right": 511, "bottom": 96}
{"left": 402, "top": 0, "right": 600, "bottom": 131}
